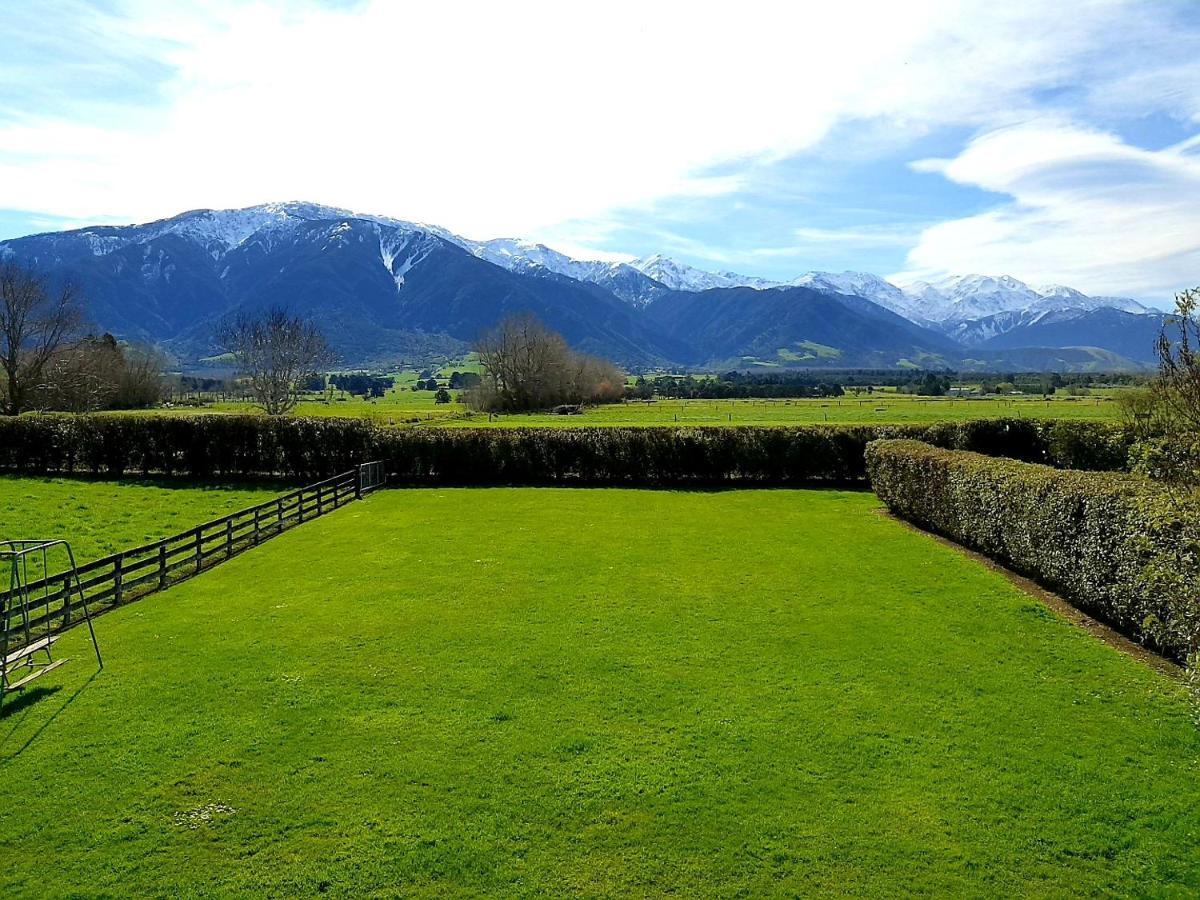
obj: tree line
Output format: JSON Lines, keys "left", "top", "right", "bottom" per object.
{"left": 629, "top": 373, "right": 846, "bottom": 400}
{"left": 1, "top": 263, "right": 167, "bottom": 414}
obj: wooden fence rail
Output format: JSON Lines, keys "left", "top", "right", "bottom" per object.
{"left": 2, "top": 461, "right": 385, "bottom": 639}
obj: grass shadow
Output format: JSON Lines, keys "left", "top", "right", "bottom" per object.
{"left": 0, "top": 670, "right": 100, "bottom": 763}
{"left": 0, "top": 684, "right": 61, "bottom": 719}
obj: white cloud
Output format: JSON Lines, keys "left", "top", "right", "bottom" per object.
{"left": 895, "top": 120, "right": 1200, "bottom": 303}
{"left": 2, "top": 0, "right": 1199, "bottom": 295}
{"left": 0, "top": 0, "right": 1187, "bottom": 241}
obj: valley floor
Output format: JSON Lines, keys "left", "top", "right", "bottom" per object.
{"left": 0, "top": 486, "right": 1196, "bottom": 896}
{"left": 148, "top": 392, "right": 1126, "bottom": 427}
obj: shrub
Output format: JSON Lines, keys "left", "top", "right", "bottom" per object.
{"left": 866, "top": 439, "right": 1200, "bottom": 660}
{"left": 0, "top": 415, "right": 1135, "bottom": 484}
{"left": 0, "top": 415, "right": 377, "bottom": 480}
{"left": 1042, "top": 420, "right": 1131, "bottom": 471}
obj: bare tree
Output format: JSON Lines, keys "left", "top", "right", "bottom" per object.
{"left": 469, "top": 313, "right": 624, "bottom": 412}
{"left": 0, "top": 263, "right": 84, "bottom": 415}
{"left": 28, "top": 334, "right": 170, "bottom": 413}
{"left": 115, "top": 342, "right": 171, "bottom": 408}
{"left": 36, "top": 334, "right": 123, "bottom": 412}
{"left": 214, "top": 306, "right": 335, "bottom": 415}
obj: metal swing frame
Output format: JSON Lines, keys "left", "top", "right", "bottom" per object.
{"left": 1, "top": 540, "right": 102, "bottom": 695}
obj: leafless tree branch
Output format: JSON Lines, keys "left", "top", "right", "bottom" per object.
{"left": 215, "top": 306, "right": 336, "bottom": 415}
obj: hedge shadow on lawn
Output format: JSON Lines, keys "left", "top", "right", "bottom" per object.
{"left": 867, "top": 438, "right": 1200, "bottom": 662}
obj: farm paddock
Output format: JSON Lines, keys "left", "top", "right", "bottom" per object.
{"left": 0, "top": 474, "right": 281, "bottom": 562}
{"left": 0, "top": 485, "right": 1196, "bottom": 896}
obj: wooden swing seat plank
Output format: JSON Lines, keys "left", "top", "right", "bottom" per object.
{"left": 4, "top": 657, "right": 67, "bottom": 692}
{"left": 4, "top": 635, "right": 57, "bottom": 665}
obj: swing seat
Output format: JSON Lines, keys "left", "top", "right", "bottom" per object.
{"left": 4, "top": 635, "right": 57, "bottom": 666}
{"left": 5, "top": 657, "right": 67, "bottom": 692}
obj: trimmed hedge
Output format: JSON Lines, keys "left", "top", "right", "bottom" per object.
{"left": 0, "top": 414, "right": 1132, "bottom": 484}
{"left": 0, "top": 415, "right": 378, "bottom": 480}
{"left": 866, "top": 439, "right": 1200, "bottom": 661}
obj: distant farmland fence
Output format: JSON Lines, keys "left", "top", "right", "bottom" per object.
{"left": 2, "top": 461, "right": 386, "bottom": 638}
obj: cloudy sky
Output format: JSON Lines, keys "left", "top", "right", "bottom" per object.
{"left": 2, "top": 0, "right": 1198, "bottom": 303}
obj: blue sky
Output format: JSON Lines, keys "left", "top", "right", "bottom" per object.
{"left": 2, "top": 0, "right": 1199, "bottom": 304}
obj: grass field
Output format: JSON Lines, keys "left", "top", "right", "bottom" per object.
{"left": 0, "top": 475, "right": 280, "bottom": 563}
{"left": 155, "top": 391, "right": 1126, "bottom": 427}
{"left": 1, "top": 486, "right": 1196, "bottom": 896}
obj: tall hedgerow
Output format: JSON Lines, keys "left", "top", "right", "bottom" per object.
{"left": 866, "top": 438, "right": 1200, "bottom": 663}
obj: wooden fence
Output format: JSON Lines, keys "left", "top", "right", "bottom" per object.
{"left": 2, "top": 461, "right": 386, "bottom": 639}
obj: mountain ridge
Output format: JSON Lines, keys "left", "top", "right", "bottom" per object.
{"left": 464, "top": 235, "right": 1161, "bottom": 340}
{"left": 0, "top": 202, "right": 1168, "bottom": 371}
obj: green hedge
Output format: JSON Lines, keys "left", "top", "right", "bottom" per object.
{"left": 0, "top": 415, "right": 1131, "bottom": 484}
{"left": 866, "top": 439, "right": 1200, "bottom": 661}
{"left": 0, "top": 415, "right": 378, "bottom": 480}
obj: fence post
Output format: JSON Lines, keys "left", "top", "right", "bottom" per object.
{"left": 356, "top": 464, "right": 363, "bottom": 500}
{"left": 159, "top": 544, "right": 168, "bottom": 589}
{"left": 114, "top": 553, "right": 124, "bottom": 605}
{"left": 253, "top": 507, "right": 261, "bottom": 544}
{"left": 62, "top": 573, "right": 73, "bottom": 625}
{"left": 317, "top": 484, "right": 324, "bottom": 517}
{"left": 277, "top": 497, "right": 284, "bottom": 532}
{"left": 226, "top": 518, "right": 234, "bottom": 557}
{"left": 298, "top": 490, "right": 305, "bottom": 523}
{"left": 195, "top": 528, "right": 203, "bottom": 573}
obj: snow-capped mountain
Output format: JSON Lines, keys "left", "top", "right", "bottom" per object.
{"left": 457, "top": 242, "right": 779, "bottom": 305}
{"left": 1035, "top": 285, "right": 1150, "bottom": 314}
{"left": 470, "top": 238, "right": 603, "bottom": 277}
{"left": 392, "top": 222, "right": 1159, "bottom": 339}
{"left": 0, "top": 200, "right": 1169, "bottom": 369}
{"left": 0, "top": 203, "right": 681, "bottom": 364}
{"left": 797, "top": 270, "right": 1153, "bottom": 337}
{"left": 901, "top": 274, "right": 1045, "bottom": 322}
{"left": 789, "top": 271, "right": 929, "bottom": 322}
{"left": 140, "top": 201, "right": 458, "bottom": 257}
{"left": 460, "top": 238, "right": 671, "bottom": 307}
{"left": 629, "top": 254, "right": 782, "bottom": 293}
{"left": 893, "top": 274, "right": 1154, "bottom": 340}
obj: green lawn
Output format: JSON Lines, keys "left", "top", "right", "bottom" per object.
{"left": 0, "top": 474, "right": 281, "bottom": 563}
{"left": 144, "top": 392, "right": 1125, "bottom": 427}
{"left": 1, "top": 487, "right": 1196, "bottom": 896}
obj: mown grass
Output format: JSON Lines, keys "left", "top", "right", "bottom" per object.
{"left": 0, "top": 486, "right": 1195, "bottom": 896}
{"left": 0, "top": 474, "right": 281, "bottom": 563}
{"left": 143, "top": 391, "right": 1125, "bottom": 427}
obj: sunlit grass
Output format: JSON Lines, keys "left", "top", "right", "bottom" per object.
{"left": 0, "top": 475, "right": 281, "bottom": 562}
{"left": 130, "top": 390, "right": 1126, "bottom": 428}
{"left": 1, "top": 487, "right": 1195, "bottom": 896}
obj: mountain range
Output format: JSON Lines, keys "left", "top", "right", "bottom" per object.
{"left": 0, "top": 201, "right": 1171, "bottom": 371}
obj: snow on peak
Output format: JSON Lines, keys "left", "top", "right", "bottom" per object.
{"left": 892, "top": 274, "right": 1153, "bottom": 322}
{"left": 629, "top": 254, "right": 780, "bottom": 292}
{"left": 791, "top": 271, "right": 920, "bottom": 317}
{"left": 1034, "top": 284, "right": 1150, "bottom": 314}
{"left": 1, "top": 201, "right": 1163, "bottom": 323}
{"left": 138, "top": 202, "right": 434, "bottom": 258}
{"left": 467, "top": 237, "right": 629, "bottom": 282}
{"left": 455, "top": 237, "right": 680, "bottom": 306}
